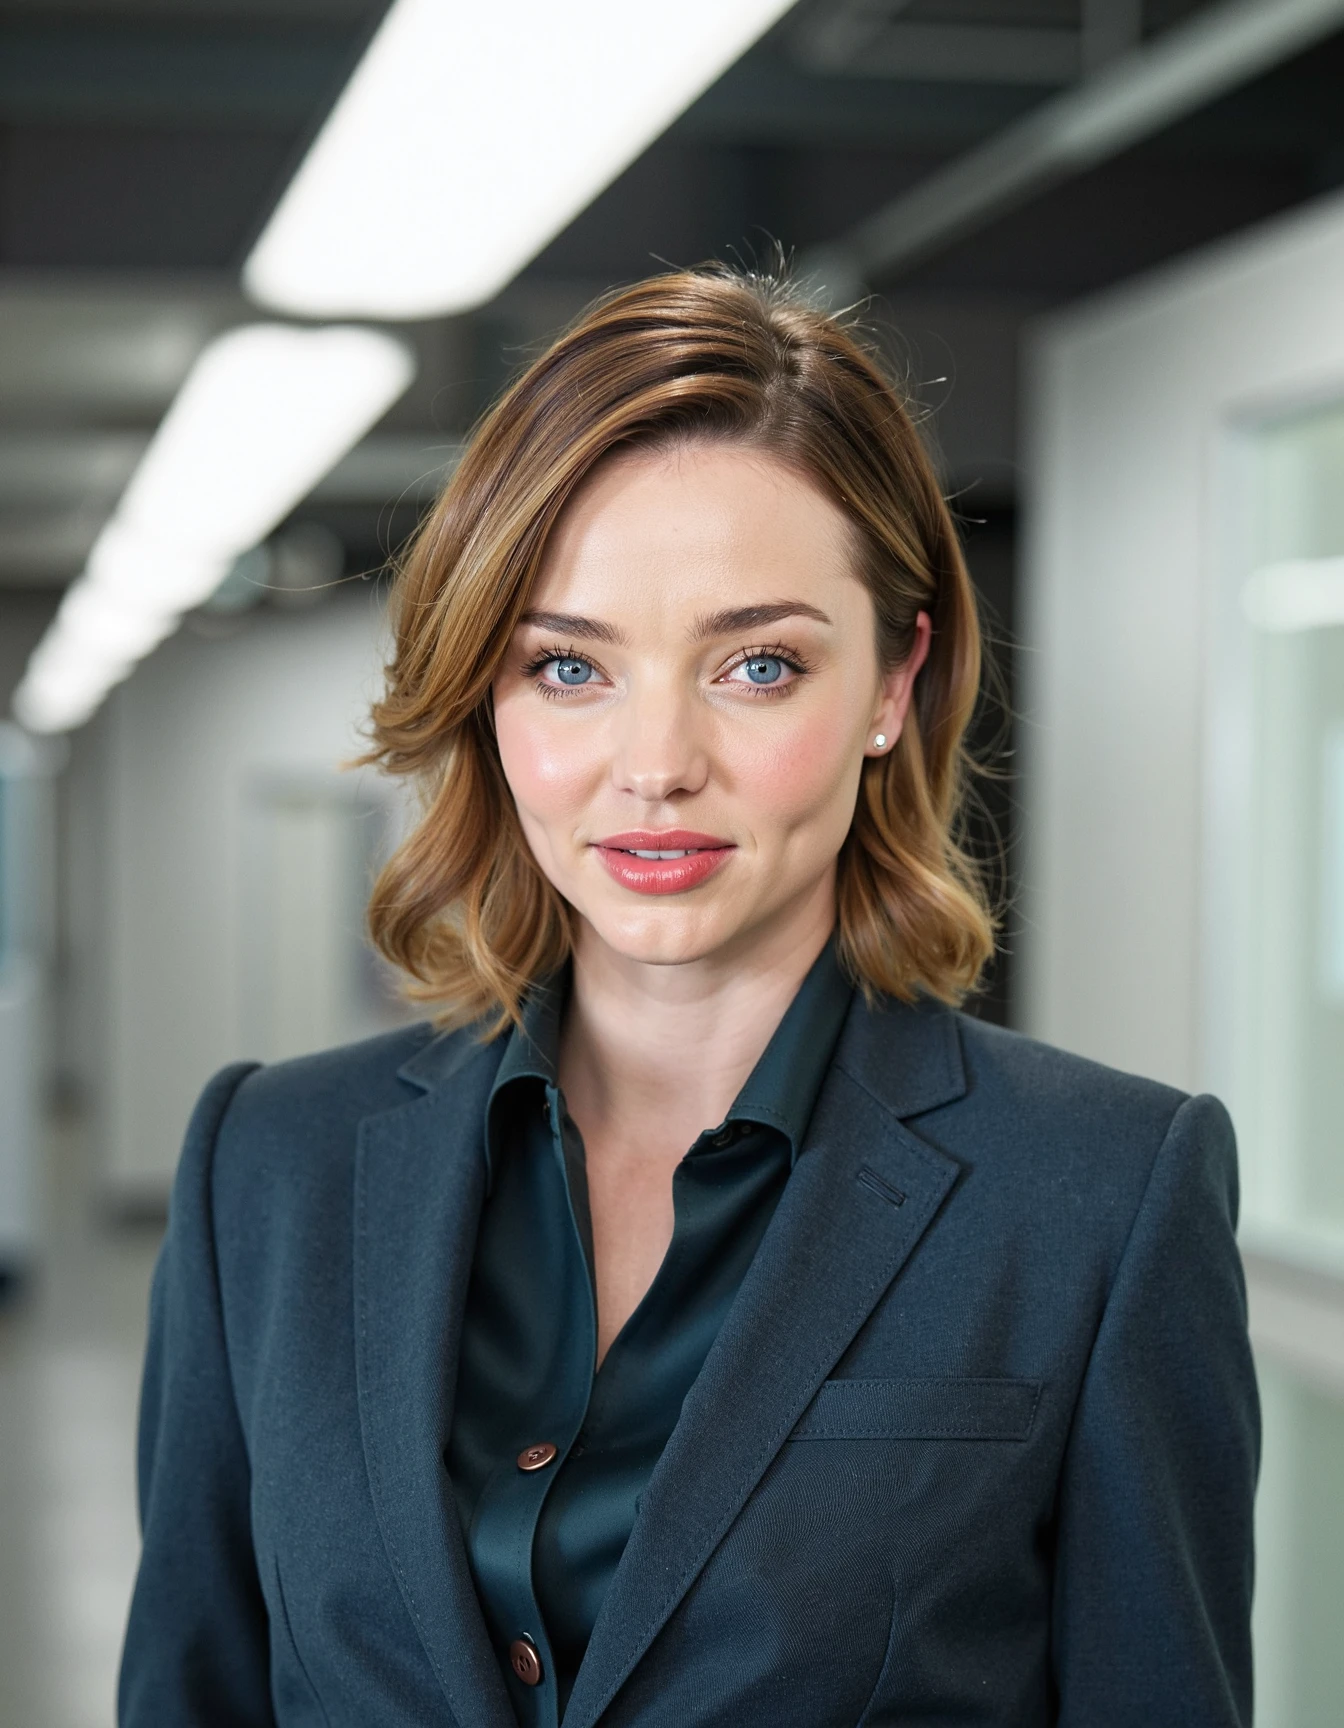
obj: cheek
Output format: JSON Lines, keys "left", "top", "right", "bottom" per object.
{"left": 723, "top": 705, "right": 863, "bottom": 834}
{"left": 493, "top": 697, "right": 602, "bottom": 820}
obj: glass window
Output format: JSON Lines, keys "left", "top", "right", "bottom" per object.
{"left": 1214, "top": 402, "right": 1344, "bottom": 1728}
{"left": 1230, "top": 401, "right": 1344, "bottom": 1266}
{"left": 0, "top": 775, "right": 9, "bottom": 971}
{"left": 1253, "top": 1357, "right": 1344, "bottom": 1727}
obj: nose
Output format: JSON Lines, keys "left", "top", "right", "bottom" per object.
{"left": 610, "top": 681, "right": 709, "bottom": 803}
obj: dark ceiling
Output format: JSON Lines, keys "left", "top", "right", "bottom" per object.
{"left": 3, "top": 0, "right": 1341, "bottom": 291}
{"left": 0, "top": 0, "right": 1342, "bottom": 592}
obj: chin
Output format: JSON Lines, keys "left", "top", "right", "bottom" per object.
{"left": 577, "top": 898, "right": 739, "bottom": 968}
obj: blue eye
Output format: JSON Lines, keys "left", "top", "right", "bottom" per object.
{"left": 743, "top": 655, "right": 783, "bottom": 685}
{"left": 552, "top": 657, "right": 593, "bottom": 685}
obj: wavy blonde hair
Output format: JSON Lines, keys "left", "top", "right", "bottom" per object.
{"left": 364, "top": 267, "right": 994, "bottom": 1029}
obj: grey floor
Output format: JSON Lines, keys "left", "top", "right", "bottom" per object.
{"left": 0, "top": 1118, "right": 162, "bottom": 1728}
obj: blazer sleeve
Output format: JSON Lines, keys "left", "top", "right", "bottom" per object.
{"left": 118, "top": 1062, "right": 276, "bottom": 1728}
{"left": 1052, "top": 1092, "right": 1260, "bottom": 1727}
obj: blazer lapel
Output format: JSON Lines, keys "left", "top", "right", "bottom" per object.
{"left": 354, "top": 1031, "right": 516, "bottom": 1728}
{"left": 563, "top": 997, "right": 967, "bottom": 1728}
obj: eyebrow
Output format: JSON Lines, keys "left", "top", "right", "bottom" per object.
{"left": 518, "top": 610, "right": 629, "bottom": 645}
{"left": 516, "top": 599, "right": 832, "bottom": 647}
{"left": 691, "top": 601, "right": 832, "bottom": 639}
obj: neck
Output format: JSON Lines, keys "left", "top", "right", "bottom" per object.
{"left": 558, "top": 879, "right": 835, "bottom": 1153}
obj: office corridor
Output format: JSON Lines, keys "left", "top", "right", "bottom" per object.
{"left": 0, "top": 1118, "right": 160, "bottom": 1728}
{"left": 3, "top": 4, "right": 1344, "bottom": 1724}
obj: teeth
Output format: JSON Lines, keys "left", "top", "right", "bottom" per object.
{"left": 629, "top": 849, "right": 692, "bottom": 860}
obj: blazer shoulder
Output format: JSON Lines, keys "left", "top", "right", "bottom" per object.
{"left": 942, "top": 1011, "right": 1236, "bottom": 1211}
{"left": 221, "top": 1020, "right": 428, "bottom": 1129}
{"left": 953, "top": 1012, "right": 1190, "bottom": 1130}
{"left": 912, "top": 1009, "right": 1236, "bottom": 1271}
{"left": 201, "top": 1019, "right": 501, "bottom": 1188}
{"left": 183, "top": 1022, "right": 506, "bottom": 1307}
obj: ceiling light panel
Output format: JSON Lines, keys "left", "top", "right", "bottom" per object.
{"left": 13, "top": 322, "right": 414, "bottom": 734}
{"left": 243, "top": 0, "right": 796, "bottom": 319}
{"left": 115, "top": 323, "right": 416, "bottom": 569}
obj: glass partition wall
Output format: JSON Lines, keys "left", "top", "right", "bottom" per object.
{"left": 1235, "top": 402, "right": 1344, "bottom": 1266}
{"left": 1216, "top": 404, "right": 1344, "bottom": 1271}
{"left": 1210, "top": 396, "right": 1344, "bottom": 1726}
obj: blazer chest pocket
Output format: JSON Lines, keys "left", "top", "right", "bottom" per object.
{"left": 791, "top": 1376, "right": 1042, "bottom": 1441}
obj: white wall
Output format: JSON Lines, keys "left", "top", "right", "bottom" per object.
{"left": 93, "top": 590, "right": 411, "bottom": 1201}
{"left": 0, "top": 724, "right": 57, "bottom": 1264}
{"left": 1019, "top": 185, "right": 1344, "bottom": 1090}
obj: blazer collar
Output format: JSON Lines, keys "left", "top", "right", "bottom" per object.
{"left": 562, "top": 991, "right": 968, "bottom": 1728}
{"left": 355, "top": 1027, "right": 515, "bottom": 1728}
{"left": 439, "top": 938, "right": 859, "bottom": 1189}
{"left": 396, "top": 1017, "right": 506, "bottom": 1093}
{"left": 389, "top": 985, "right": 964, "bottom": 1134}
{"left": 831, "top": 986, "right": 967, "bottom": 1120}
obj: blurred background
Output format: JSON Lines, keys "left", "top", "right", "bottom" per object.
{"left": 0, "top": 1, "right": 1341, "bottom": 1722}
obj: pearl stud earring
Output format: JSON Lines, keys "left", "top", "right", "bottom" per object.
{"left": 873, "top": 734, "right": 887, "bottom": 749}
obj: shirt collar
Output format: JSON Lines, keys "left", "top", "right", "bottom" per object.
{"left": 721, "top": 938, "right": 854, "bottom": 1163}
{"left": 489, "top": 971, "right": 565, "bottom": 1095}
{"left": 484, "top": 937, "right": 854, "bottom": 1176}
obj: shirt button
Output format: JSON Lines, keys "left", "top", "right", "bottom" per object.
{"left": 509, "top": 1636, "right": 544, "bottom": 1686}
{"left": 710, "top": 1126, "right": 734, "bottom": 1147}
{"left": 516, "top": 1441, "right": 558, "bottom": 1472}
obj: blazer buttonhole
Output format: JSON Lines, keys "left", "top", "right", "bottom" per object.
{"left": 856, "top": 1165, "right": 907, "bottom": 1207}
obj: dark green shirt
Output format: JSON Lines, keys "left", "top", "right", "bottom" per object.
{"left": 447, "top": 942, "right": 853, "bottom": 1727}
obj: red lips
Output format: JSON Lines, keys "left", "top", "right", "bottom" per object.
{"left": 592, "top": 831, "right": 735, "bottom": 896}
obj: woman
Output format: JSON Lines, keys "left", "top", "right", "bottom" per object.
{"left": 119, "top": 269, "right": 1257, "bottom": 1728}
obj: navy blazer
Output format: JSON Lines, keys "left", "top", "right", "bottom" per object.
{"left": 119, "top": 992, "right": 1258, "bottom": 1728}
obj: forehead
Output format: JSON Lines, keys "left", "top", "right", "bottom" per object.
{"left": 529, "top": 441, "right": 859, "bottom": 617}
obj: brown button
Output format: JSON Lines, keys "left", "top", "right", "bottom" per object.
{"left": 516, "top": 1441, "right": 558, "bottom": 1472}
{"left": 508, "top": 1636, "right": 543, "bottom": 1686}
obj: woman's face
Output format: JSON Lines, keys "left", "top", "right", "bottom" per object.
{"left": 492, "top": 441, "right": 929, "bottom": 973}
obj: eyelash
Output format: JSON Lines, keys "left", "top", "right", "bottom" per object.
{"left": 520, "top": 643, "right": 596, "bottom": 700}
{"left": 722, "top": 642, "right": 813, "bottom": 696}
{"left": 521, "top": 642, "right": 814, "bottom": 700}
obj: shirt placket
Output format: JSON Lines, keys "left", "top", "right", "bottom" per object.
{"left": 473, "top": 1081, "right": 596, "bottom": 1728}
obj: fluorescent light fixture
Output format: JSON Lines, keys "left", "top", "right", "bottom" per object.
{"left": 1241, "top": 557, "right": 1344, "bottom": 632}
{"left": 13, "top": 625, "right": 148, "bottom": 735}
{"left": 55, "top": 582, "right": 179, "bottom": 663}
{"left": 243, "top": 0, "right": 796, "bottom": 319}
{"left": 116, "top": 323, "right": 416, "bottom": 567}
{"left": 81, "top": 521, "right": 230, "bottom": 616}
{"left": 13, "top": 322, "right": 414, "bottom": 734}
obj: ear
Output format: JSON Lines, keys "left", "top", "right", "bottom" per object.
{"left": 865, "top": 610, "right": 932, "bottom": 757}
